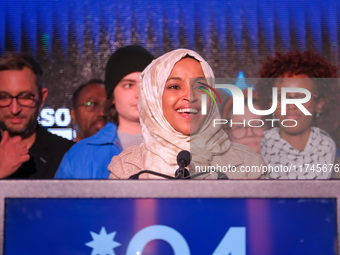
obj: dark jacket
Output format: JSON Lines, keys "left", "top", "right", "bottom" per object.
{"left": 3, "top": 124, "right": 74, "bottom": 179}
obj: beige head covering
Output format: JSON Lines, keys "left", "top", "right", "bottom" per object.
{"left": 139, "top": 49, "right": 230, "bottom": 176}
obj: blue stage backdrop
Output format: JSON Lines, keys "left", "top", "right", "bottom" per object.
{"left": 1, "top": 0, "right": 340, "bottom": 138}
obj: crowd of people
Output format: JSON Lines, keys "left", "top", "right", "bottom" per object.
{"left": 1, "top": 46, "right": 340, "bottom": 179}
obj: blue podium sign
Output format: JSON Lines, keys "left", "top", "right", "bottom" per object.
{"left": 4, "top": 198, "right": 337, "bottom": 255}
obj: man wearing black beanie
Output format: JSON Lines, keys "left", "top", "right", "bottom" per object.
{"left": 55, "top": 45, "right": 154, "bottom": 179}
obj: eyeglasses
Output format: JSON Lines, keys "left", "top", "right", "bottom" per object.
{"left": 77, "top": 101, "right": 104, "bottom": 112}
{"left": 228, "top": 125, "right": 265, "bottom": 139}
{"left": 0, "top": 92, "right": 37, "bottom": 107}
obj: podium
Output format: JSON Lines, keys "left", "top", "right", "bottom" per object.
{"left": 0, "top": 180, "right": 339, "bottom": 254}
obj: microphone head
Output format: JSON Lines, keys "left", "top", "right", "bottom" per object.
{"left": 177, "top": 150, "right": 192, "bottom": 167}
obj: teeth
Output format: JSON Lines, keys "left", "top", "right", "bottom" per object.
{"left": 177, "top": 108, "right": 198, "bottom": 114}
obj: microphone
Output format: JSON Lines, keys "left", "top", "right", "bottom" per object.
{"left": 175, "top": 150, "right": 191, "bottom": 179}
{"left": 128, "top": 150, "right": 228, "bottom": 180}
{"left": 128, "top": 170, "right": 175, "bottom": 179}
{"left": 128, "top": 168, "right": 228, "bottom": 180}
{"left": 128, "top": 151, "right": 192, "bottom": 179}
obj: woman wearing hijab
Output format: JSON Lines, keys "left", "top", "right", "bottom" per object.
{"left": 108, "top": 49, "right": 264, "bottom": 179}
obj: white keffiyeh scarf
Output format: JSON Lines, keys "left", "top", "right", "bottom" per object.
{"left": 261, "top": 127, "right": 336, "bottom": 179}
{"left": 139, "top": 49, "right": 230, "bottom": 176}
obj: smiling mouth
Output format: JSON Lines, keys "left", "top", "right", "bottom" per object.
{"left": 8, "top": 117, "right": 24, "bottom": 124}
{"left": 176, "top": 108, "right": 199, "bottom": 114}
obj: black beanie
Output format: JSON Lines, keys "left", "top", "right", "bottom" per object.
{"left": 104, "top": 45, "right": 155, "bottom": 98}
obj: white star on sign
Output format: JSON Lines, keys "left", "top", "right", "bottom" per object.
{"left": 85, "top": 227, "right": 121, "bottom": 255}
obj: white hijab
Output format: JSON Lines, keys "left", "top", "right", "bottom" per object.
{"left": 139, "top": 49, "right": 230, "bottom": 176}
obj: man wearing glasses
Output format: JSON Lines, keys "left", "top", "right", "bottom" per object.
{"left": 0, "top": 52, "right": 74, "bottom": 179}
{"left": 70, "top": 79, "right": 107, "bottom": 142}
